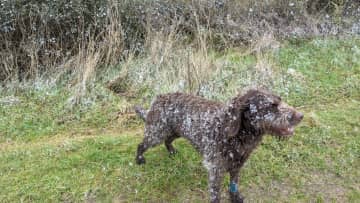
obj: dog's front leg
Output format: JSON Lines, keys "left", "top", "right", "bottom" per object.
{"left": 229, "top": 168, "right": 244, "bottom": 203}
{"left": 207, "top": 166, "right": 224, "bottom": 203}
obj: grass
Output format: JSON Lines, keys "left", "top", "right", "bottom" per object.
{"left": 0, "top": 85, "right": 133, "bottom": 143}
{"left": 0, "top": 38, "right": 359, "bottom": 202}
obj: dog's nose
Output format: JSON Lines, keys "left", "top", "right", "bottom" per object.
{"left": 296, "top": 112, "right": 304, "bottom": 121}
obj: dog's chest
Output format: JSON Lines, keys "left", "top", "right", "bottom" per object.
{"left": 224, "top": 134, "right": 263, "bottom": 168}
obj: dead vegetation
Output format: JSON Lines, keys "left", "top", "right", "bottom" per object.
{"left": 0, "top": 0, "right": 359, "bottom": 103}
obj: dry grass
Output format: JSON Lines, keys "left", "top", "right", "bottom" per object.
{"left": 63, "top": 0, "right": 125, "bottom": 105}
{"left": 0, "top": 0, "right": 124, "bottom": 87}
{"left": 1, "top": 0, "right": 357, "bottom": 83}
{"left": 108, "top": 22, "right": 223, "bottom": 98}
{"left": 1, "top": 0, "right": 358, "bottom": 107}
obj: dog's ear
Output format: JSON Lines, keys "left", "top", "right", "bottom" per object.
{"left": 223, "top": 100, "right": 246, "bottom": 138}
{"left": 223, "top": 92, "right": 255, "bottom": 137}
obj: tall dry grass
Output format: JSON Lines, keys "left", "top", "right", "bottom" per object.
{"left": 107, "top": 23, "right": 288, "bottom": 103}
{"left": 67, "top": 0, "right": 125, "bottom": 105}
{"left": 1, "top": 0, "right": 358, "bottom": 104}
{"left": 2, "top": 0, "right": 357, "bottom": 82}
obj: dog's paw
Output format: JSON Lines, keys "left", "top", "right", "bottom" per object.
{"left": 136, "top": 156, "right": 146, "bottom": 165}
{"left": 168, "top": 149, "right": 178, "bottom": 155}
{"left": 230, "top": 192, "right": 244, "bottom": 203}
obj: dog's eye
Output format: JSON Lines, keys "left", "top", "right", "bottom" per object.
{"left": 272, "top": 103, "right": 279, "bottom": 107}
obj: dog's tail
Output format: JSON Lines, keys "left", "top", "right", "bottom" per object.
{"left": 134, "top": 105, "right": 147, "bottom": 121}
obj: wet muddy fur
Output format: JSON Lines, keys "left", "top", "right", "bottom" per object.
{"left": 135, "top": 89, "right": 303, "bottom": 203}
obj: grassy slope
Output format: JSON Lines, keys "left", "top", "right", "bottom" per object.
{"left": 0, "top": 38, "right": 359, "bottom": 202}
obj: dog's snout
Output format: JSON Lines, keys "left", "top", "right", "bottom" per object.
{"left": 289, "top": 111, "right": 304, "bottom": 123}
{"left": 295, "top": 112, "right": 304, "bottom": 121}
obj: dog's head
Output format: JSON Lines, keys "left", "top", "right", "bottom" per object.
{"left": 241, "top": 90, "right": 303, "bottom": 137}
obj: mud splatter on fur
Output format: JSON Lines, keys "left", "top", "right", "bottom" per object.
{"left": 135, "top": 89, "right": 303, "bottom": 203}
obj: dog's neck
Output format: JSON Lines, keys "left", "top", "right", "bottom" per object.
{"left": 222, "top": 104, "right": 264, "bottom": 136}
{"left": 222, "top": 121, "right": 264, "bottom": 169}
{"left": 237, "top": 115, "right": 264, "bottom": 143}
{"left": 222, "top": 94, "right": 265, "bottom": 136}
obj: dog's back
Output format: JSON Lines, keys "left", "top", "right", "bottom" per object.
{"left": 137, "top": 92, "right": 223, "bottom": 152}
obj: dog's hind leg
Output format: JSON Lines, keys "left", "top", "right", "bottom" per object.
{"left": 136, "top": 126, "right": 169, "bottom": 164}
{"left": 165, "top": 135, "right": 179, "bottom": 155}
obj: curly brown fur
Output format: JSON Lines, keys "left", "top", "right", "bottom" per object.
{"left": 135, "top": 89, "right": 303, "bottom": 203}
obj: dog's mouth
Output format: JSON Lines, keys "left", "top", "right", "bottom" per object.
{"left": 277, "top": 127, "right": 294, "bottom": 136}
{"left": 271, "top": 126, "right": 295, "bottom": 138}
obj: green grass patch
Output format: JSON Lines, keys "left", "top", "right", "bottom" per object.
{"left": 0, "top": 99, "right": 359, "bottom": 202}
{"left": 278, "top": 37, "right": 360, "bottom": 105}
{"left": 0, "top": 86, "right": 130, "bottom": 143}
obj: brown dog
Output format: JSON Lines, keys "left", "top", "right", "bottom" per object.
{"left": 135, "top": 89, "right": 303, "bottom": 202}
